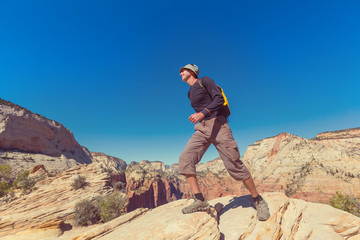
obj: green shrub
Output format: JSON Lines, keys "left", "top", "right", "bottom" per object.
{"left": 13, "top": 170, "right": 30, "bottom": 185}
{"left": 98, "top": 193, "right": 127, "bottom": 222}
{"left": 12, "top": 170, "right": 31, "bottom": 194}
{"left": 112, "top": 182, "right": 126, "bottom": 192}
{"left": 13, "top": 170, "right": 37, "bottom": 194}
{"left": 74, "top": 199, "right": 100, "bottom": 226}
{"left": 0, "top": 181, "right": 11, "bottom": 197}
{"left": 329, "top": 191, "right": 360, "bottom": 217}
{"left": 71, "top": 175, "right": 87, "bottom": 190}
{"left": 73, "top": 193, "right": 127, "bottom": 226}
{"left": 100, "top": 165, "right": 113, "bottom": 174}
{"left": 17, "top": 177, "right": 36, "bottom": 194}
{"left": 0, "top": 164, "right": 12, "bottom": 180}
{"left": 0, "top": 164, "right": 12, "bottom": 197}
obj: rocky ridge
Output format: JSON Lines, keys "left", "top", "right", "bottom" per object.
{"left": 173, "top": 128, "right": 360, "bottom": 203}
{"left": 242, "top": 130, "right": 360, "bottom": 202}
{"left": 0, "top": 101, "right": 92, "bottom": 173}
{"left": 1, "top": 99, "right": 360, "bottom": 239}
{"left": 91, "top": 152, "right": 127, "bottom": 171}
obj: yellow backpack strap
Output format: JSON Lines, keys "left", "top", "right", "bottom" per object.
{"left": 198, "top": 79, "right": 208, "bottom": 94}
{"left": 219, "top": 86, "right": 229, "bottom": 107}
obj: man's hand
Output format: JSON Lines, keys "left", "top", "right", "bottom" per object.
{"left": 189, "top": 112, "right": 205, "bottom": 124}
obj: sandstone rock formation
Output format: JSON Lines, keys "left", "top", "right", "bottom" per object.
{"left": 108, "top": 126, "right": 360, "bottom": 210}
{"left": 0, "top": 100, "right": 92, "bottom": 173}
{"left": 91, "top": 152, "right": 127, "bottom": 171}
{"left": 2, "top": 192, "right": 360, "bottom": 240}
{"left": 73, "top": 199, "right": 220, "bottom": 240}
{"left": 1, "top": 98, "right": 360, "bottom": 239}
{"left": 29, "top": 164, "right": 51, "bottom": 179}
{"left": 215, "top": 192, "right": 360, "bottom": 240}
{"left": 0, "top": 162, "right": 113, "bottom": 239}
{"left": 125, "top": 160, "right": 183, "bottom": 211}
{"left": 175, "top": 128, "right": 360, "bottom": 203}
{"left": 243, "top": 129, "right": 360, "bottom": 202}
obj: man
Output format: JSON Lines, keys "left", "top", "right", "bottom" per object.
{"left": 178, "top": 64, "right": 270, "bottom": 221}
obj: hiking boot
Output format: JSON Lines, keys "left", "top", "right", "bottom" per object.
{"left": 254, "top": 198, "right": 270, "bottom": 221}
{"left": 182, "top": 198, "right": 210, "bottom": 214}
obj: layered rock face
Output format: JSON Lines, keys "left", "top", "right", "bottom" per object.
{"left": 314, "top": 127, "right": 360, "bottom": 140}
{"left": 2, "top": 192, "right": 360, "bottom": 240}
{"left": 125, "top": 160, "right": 183, "bottom": 211}
{"left": 0, "top": 100, "right": 92, "bottom": 173}
{"left": 0, "top": 162, "right": 114, "bottom": 239}
{"left": 243, "top": 129, "right": 360, "bottom": 202}
{"left": 174, "top": 128, "right": 360, "bottom": 203}
{"left": 91, "top": 152, "right": 127, "bottom": 171}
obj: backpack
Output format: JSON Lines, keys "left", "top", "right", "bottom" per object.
{"left": 198, "top": 79, "right": 231, "bottom": 118}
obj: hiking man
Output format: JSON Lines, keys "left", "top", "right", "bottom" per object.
{"left": 178, "top": 64, "right": 270, "bottom": 221}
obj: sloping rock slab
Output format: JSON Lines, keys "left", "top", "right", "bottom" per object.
{"left": 92, "top": 199, "right": 220, "bottom": 240}
{"left": 210, "top": 192, "right": 360, "bottom": 240}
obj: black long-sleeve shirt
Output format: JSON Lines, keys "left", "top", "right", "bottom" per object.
{"left": 187, "top": 76, "right": 225, "bottom": 121}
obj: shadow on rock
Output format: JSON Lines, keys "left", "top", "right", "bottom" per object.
{"left": 60, "top": 222, "right": 73, "bottom": 232}
{"left": 218, "top": 195, "right": 254, "bottom": 217}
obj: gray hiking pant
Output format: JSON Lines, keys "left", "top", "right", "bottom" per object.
{"left": 178, "top": 115, "right": 251, "bottom": 181}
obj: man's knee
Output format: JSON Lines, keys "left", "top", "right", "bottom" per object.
{"left": 223, "top": 159, "right": 251, "bottom": 181}
{"left": 178, "top": 153, "right": 196, "bottom": 175}
{"left": 229, "top": 169, "right": 251, "bottom": 181}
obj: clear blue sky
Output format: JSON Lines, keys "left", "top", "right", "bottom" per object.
{"left": 1, "top": 1, "right": 359, "bottom": 165}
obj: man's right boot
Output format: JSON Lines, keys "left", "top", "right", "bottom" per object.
{"left": 182, "top": 198, "right": 210, "bottom": 214}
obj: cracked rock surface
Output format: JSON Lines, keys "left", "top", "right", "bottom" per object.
{"left": 214, "top": 192, "right": 360, "bottom": 240}
{"left": 2, "top": 192, "right": 360, "bottom": 240}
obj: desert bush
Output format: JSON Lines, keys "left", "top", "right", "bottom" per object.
{"left": 71, "top": 175, "right": 87, "bottom": 190}
{"left": 100, "top": 165, "right": 113, "bottom": 174}
{"left": 98, "top": 193, "right": 127, "bottom": 222}
{"left": 17, "top": 177, "right": 36, "bottom": 194}
{"left": 329, "top": 191, "right": 360, "bottom": 217}
{"left": 0, "top": 164, "right": 12, "bottom": 180}
{"left": 112, "top": 182, "right": 126, "bottom": 192}
{"left": 74, "top": 199, "right": 100, "bottom": 226}
{"left": 0, "top": 164, "right": 12, "bottom": 197}
{"left": 0, "top": 181, "right": 11, "bottom": 197}
{"left": 13, "top": 170, "right": 30, "bottom": 185}
{"left": 13, "top": 170, "right": 37, "bottom": 194}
